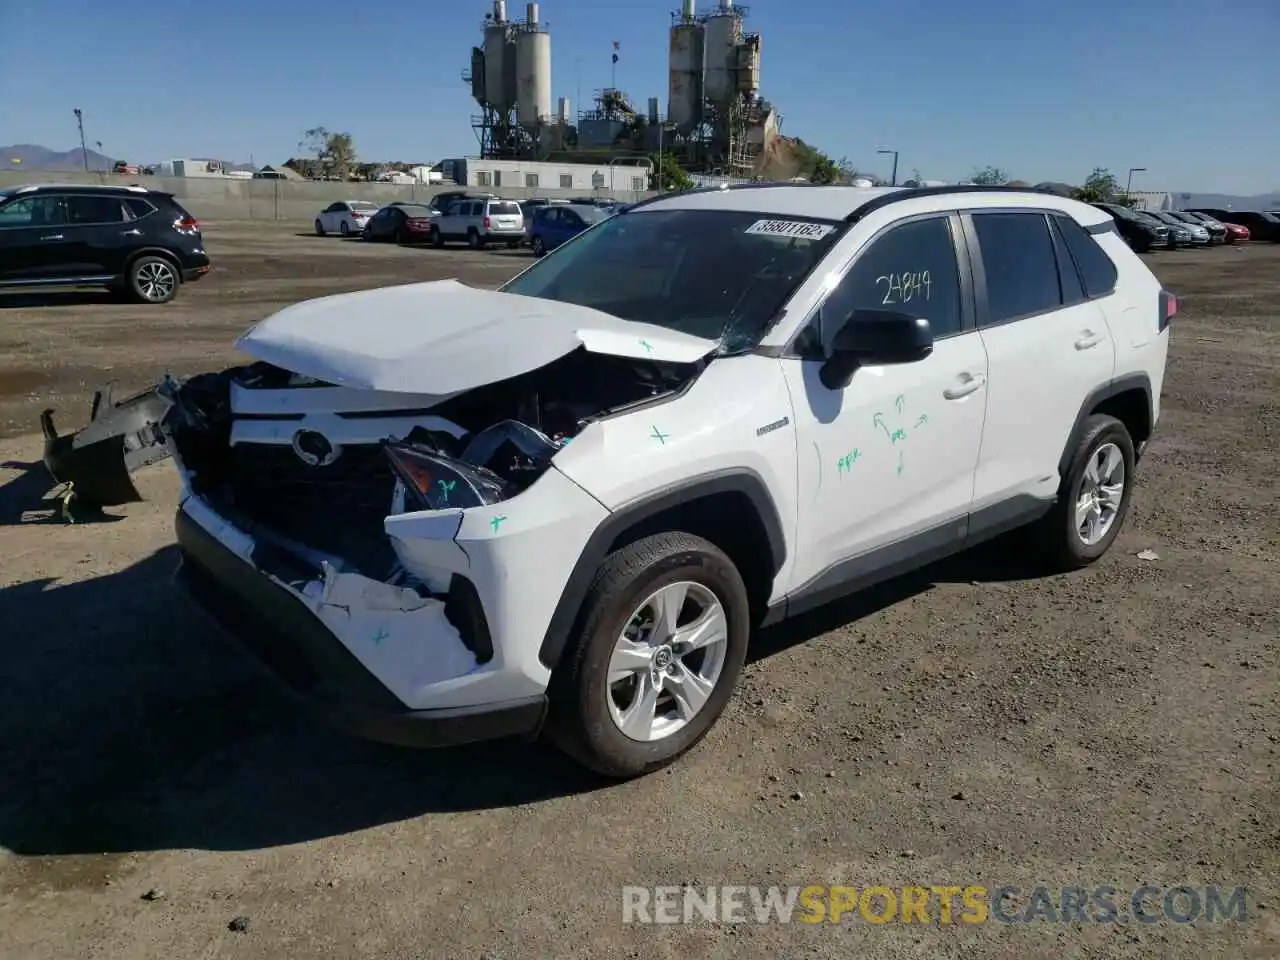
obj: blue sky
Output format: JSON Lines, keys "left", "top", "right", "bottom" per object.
{"left": 2, "top": 0, "right": 1276, "bottom": 193}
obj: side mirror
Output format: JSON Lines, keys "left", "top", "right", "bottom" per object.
{"left": 819, "top": 309, "right": 934, "bottom": 390}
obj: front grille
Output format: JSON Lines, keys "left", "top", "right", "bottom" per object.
{"left": 218, "top": 442, "right": 398, "bottom": 577}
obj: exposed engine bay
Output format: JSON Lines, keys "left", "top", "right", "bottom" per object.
{"left": 162, "top": 346, "right": 703, "bottom": 579}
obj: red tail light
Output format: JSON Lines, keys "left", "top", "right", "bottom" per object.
{"left": 483, "top": 216, "right": 491, "bottom": 228}
{"left": 407, "top": 218, "right": 429, "bottom": 229}
{"left": 174, "top": 215, "right": 200, "bottom": 232}
{"left": 1159, "top": 290, "right": 1177, "bottom": 331}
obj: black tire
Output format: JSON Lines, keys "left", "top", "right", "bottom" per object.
{"left": 340, "top": 221, "right": 351, "bottom": 237}
{"left": 314, "top": 219, "right": 325, "bottom": 236}
{"left": 430, "top": 225, "right": 443, "bottom": 248}
{"left": 531, "top": 236, "right": 546, "bottom": 257}
{"left": 544, "top": 532, "right": 751, "bottom": 778}
{"left": 467, "top": 228, "right": 482, "bottom": 249}
{"left": 1032, "top": 414, "right": 1136, "bottom": 571}
{"left": 127, "top": 255, "right": 180, "bottom": 304}
{"left": 394, "top": 227, "right": 406, "bottom": 245}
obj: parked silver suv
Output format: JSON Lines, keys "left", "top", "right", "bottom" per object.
{"left": 429, "top": 198, "right": 525, "bottom": 249}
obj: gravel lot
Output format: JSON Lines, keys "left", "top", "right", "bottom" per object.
{"left": 0, "top": 223, "right": 1276, "bottom": 959}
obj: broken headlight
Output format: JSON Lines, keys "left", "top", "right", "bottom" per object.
{"left": 384, "top": 441, "right": 508, "bottom": 513}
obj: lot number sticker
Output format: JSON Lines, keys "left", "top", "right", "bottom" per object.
{"left": 745, "top": 219, "right": 835, "bottom": 241}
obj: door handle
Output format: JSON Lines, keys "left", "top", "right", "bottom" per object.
{"left": 1075, "top": 330, "right": 1105, "bottom": 350}
{"left": 121, "top": 228, "right": 142, "bottom": 237}
{"left": 40, "top": 234, "right": 64, "bottom": 241}
{"left": 943, "top": 373, "right": 986, "bottom": 400}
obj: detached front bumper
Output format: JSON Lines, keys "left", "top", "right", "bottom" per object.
{"left": 174, "top": 505, "right": 547, "bottom": 748}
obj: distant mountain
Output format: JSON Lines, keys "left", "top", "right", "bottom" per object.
{"left": 2, "top": 143, "right": 116, "bottom": 172}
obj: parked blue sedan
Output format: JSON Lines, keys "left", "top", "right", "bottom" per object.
{"left": 529, "top": 203, "right": 611, "bottom": 256}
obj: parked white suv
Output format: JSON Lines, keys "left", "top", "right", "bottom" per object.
{"left": 428, "top": 197, "right": 525, "bottom": 249}
{"left": 160, "top": 185, "right": 1172, "bottom": 778}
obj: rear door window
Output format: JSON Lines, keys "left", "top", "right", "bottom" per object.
{"left": 66, "top": 195, "right": 128, "bottom": 224}
{"left": 972, "top": 212, "right": 1063, "bottom": 324}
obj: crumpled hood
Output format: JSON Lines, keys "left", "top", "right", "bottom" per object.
{"left": 235, "top": 279, "right": 718, "bottom": 394}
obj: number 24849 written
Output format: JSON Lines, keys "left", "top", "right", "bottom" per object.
{"left": 875, "top": 271, "right": 932, "bottom": 305}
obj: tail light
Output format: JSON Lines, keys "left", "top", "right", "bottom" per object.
{"left": 483, "top": 216, "right": 491, "bottom": 228}
{"left": 174, "top": 214, "right": 200, "bottom": 232}
{"left": 407, "top": 218, "right": 429, "bottom": 229}
{"left": 1158, "top": 290, "right": 1177, "bottom": 332}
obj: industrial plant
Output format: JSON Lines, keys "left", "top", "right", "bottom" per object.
{"left": 463, "top": 0, "right": 780, "bottom": 176}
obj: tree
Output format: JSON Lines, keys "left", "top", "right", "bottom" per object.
{"left": 835, "top": 156, "right": 860, "bottom": 183}
{"left": 299, "top": 127, "right": 358, "bottom": 181}
{"left": 1073, "top": 167, "right": 1120, "bottom": 204}
{"left": 807, "top": 153, "right": 838, "bottom": 185}
{"left": 649, "top": 153, "right": 692, "bottom": 192}
{"left": 970, "top": 166, "right": 1009, "bottom": 186}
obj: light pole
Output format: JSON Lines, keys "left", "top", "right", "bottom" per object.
{"left": 878, "top": 148, "right": 899, "bottom": 186}
{"left": 73, "top": 108, "right": 88, "bottom": 172}
{"left": 1125, "top": 167, "right": 1146, "bottom": 202}
{"left": 656, "top": 121, "right": 675, "bottom": 193}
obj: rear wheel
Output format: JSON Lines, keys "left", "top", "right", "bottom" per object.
{"left": 1031, "top": 414, "right": 1135, "bottom": 571}
{"left": 128, "top": 256, "right": 180, "bottom": 304}
{"left": 532, "top": 236, "right": 546, "bottom": 257}
{"left": 340, "top": 221, "right": 351, "bottom": 237}
{"left": 545, "top": 532, "right": 751, "bottom": 778}
{"left": 314, "top": 219, "right": 325, "bottom": 236}
{"left": 467, "top": 228, "right": 482, "bottom": 249}
{"left": 430, "top": 225, "right": 443, "bottom": 247}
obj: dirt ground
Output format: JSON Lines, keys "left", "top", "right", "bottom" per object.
{"left": 0, "top": 223, "right": 1275, "bottom": 959}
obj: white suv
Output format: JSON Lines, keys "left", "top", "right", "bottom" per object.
{"left": 160, "top": 185, "right": 1172, "bottom": 778}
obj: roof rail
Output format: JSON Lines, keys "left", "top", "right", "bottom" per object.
{"left": 14, "top": 182, "right": 150, "bottom": 194}
{"left": 844, "top": 183, "right": 1072, "bottom": 223}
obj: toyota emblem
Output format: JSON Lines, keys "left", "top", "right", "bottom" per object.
{"left": 291, "top": 429, "right": 341, "bottom": 467}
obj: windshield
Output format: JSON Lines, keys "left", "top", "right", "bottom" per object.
{"left": 500, "top": 208, "right": 842, "bottom": 350}
{"left": 1102, "top": 204, "right": 1139, "bottom": 221}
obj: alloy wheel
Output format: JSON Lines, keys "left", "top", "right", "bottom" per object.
{"left": 606, "top": 581, "right": 729, "bottom": 742}
{"left": 136, "top": 261, "right": 176, "bottom": 302}
{"left": 1075, "top": 441, "right": 1125, "bottom": 546}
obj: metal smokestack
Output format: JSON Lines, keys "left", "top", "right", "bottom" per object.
{"left": 494, "top": 0, "right": 507, "bottom": 21}
{"left": 682, "top": 0, "right": 695, "bottom": 17}
{"left": 527, "top": 2, "right": 539, "bottom": 23}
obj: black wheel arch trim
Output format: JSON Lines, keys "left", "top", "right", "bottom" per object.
{"left": 537, "top": 468, "right": 787, "bottom": 671}
{"left": 126, "top": 246, "right": 184, "bottom": 277}
{"left": 1058, "top": 373, "right": 1152, "bottom": 478}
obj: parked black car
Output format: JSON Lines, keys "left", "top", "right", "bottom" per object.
{"left": 1091, "top": 202, "right": 1170, "bottom": 252}
{"left": 1188, "top": 209, "right": 1280, "bottom": 242}
{"left": 362, "top": 203, "right": 436, "bottom": 243}
{"left": 0, "top": 184, "right": 209, "bottom": 303}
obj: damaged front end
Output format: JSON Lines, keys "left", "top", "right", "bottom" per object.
{"left": 41, "top": 383, "right": 173, "bottom": 516}
{"left": 161, "top": 343, "right": 704, "bottom": 719}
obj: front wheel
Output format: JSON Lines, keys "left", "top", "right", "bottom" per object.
{"left": 1032, "top": 414, "right": 1136, "bottom": 571}
{"left": 531, "top": 236, "right": 546, "bottom": 257}
{"left": 430, "top": 225, "right": 443, "bottom": 247}
{"left": 314, "top": 219, "right": 325, "bottom": 236}
{"left": 545, "top": 532, "right": 751, "bottom": 778}
{"left": 128, "top": 256, "right": 180, "bottom": 304}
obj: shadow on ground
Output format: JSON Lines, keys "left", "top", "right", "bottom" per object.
{"left": 0, "top": 290, "right": 119, "bottom": 309}
{"left": 0, "top": 532, "right": 1050, "bottom": 857}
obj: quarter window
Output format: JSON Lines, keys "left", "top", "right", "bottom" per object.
{"left": 1054, "top": 214, "right": 1118, "bottom": 299}
{"left": 812, "top": 216, "right": 963, "bottom": 351}
{"left": 525, "top": 173, "right": 539, "bottom": 187}
{"left": 559, "top": 174, "right": 573, "bottom": 188}
{"left": 972, "top": 212, "right": 1062, "bottom": 323}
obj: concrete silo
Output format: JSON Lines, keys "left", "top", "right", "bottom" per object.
{"left": 701, "top": 0, "right": 743, "bottom": 105}
{"left": 515, "top": 3, "right": 552, "bottom": 129}
{"left": 482, "top": 0, "right": 510, "bottom": 109}
{"left": 667, "top": 0, "right": 704, "bottom": 134}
